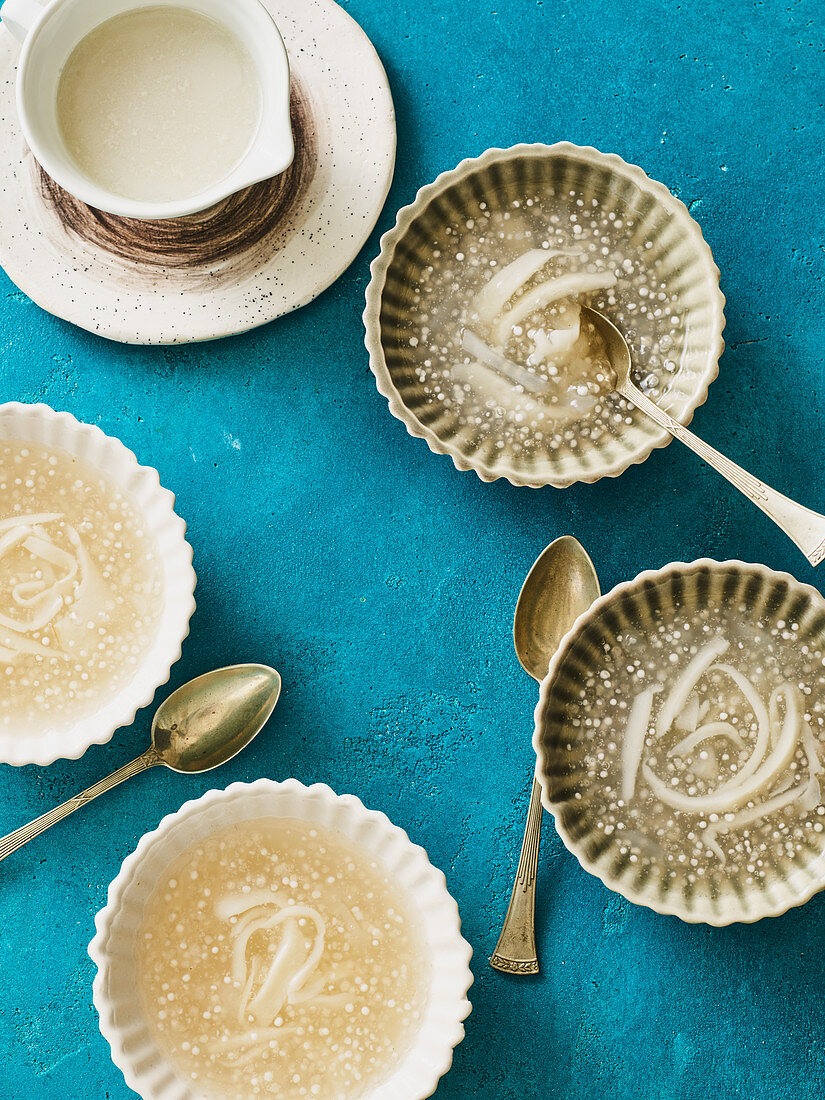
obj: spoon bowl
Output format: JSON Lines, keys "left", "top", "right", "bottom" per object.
{"left": 514, "top": 535, "right": 602, "bottom": 683}
{"left": 152, "top": 664, "right": 281, "bottom": 773}
{"left": 580, "top": 306, "right": 631, "bottom": 389}
{"left": 0, "top": 663, "right": 281, "bottom": 862}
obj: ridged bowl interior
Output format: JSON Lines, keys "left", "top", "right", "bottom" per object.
{"left": 364, "top": 143, "right": 725, "bottom": 488}
{"left": 534, "top": 559, "right": 825, "bottom": 925}
{"left": 90, "top": 779, "right": 473, "bottom": 1100}
{"left": 0, "top": 402, "right": 196, "bottom": 765}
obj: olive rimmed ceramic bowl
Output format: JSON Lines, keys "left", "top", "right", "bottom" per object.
{"left": 533, "top": 559, "right": 825, "bottom": 925}
{"left": 364, "top": 142, "right": 725, "bottom": 488}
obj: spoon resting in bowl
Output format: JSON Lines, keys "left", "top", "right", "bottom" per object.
{"left": 0, "top": 664, "right": 281, "bottom": 862}
{"left": 581, "top": 307, "right": 825, "bottom": 567}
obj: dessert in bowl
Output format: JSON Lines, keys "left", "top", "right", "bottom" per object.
{"left": 534, "top": 559, "right": 825, "bottom": 924}
{"left": 364, "top": 142, "right": 725, "bottom": 488}
{"left": 90, "top": 779, "right": 473, "bottom": 1100}
{"left": 0, "top": 402, "right": 195, "bottom": 765}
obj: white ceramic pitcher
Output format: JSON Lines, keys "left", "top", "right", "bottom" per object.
{"left": 0, "top": 0, "right": 295, "bottom": 219}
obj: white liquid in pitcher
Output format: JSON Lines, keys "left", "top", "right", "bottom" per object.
{"left": 57, "top": 6, "right": 262, "bottom": 204}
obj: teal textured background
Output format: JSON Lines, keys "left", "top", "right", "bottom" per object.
{"left": 2, "top": 0, "right": 825, "bottom": 1096}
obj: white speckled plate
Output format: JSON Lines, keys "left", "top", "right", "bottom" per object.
{"left": 0, "top": 0, "right": 395, "bottom": 344}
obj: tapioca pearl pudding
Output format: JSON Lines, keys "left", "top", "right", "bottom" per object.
{"left": 565, "top": 609, "right": 825, "bottom": 883}
{"left": 0, "top": 441, "right": 163, "bottom": 733}
{"left": 56, "top": 6, "right": 262, "bottom": 203}
{"left": 136, "top": 818, "right": 429, "bottom": 1100}
{"left": 405, "top": 194, "right": 684, "bottom": 456}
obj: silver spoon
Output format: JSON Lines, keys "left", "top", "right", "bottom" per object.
{"left": 583, "top": 306, "right": 825, "bottom": 567}
{"left": 490, "top": 536, "right": 600, "bottom": 974}
{"left": 0, "top": 664, "right": 281, "bottom": 861}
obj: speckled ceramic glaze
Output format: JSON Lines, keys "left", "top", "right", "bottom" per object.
{"left": 90, "top": 779, "right": 473, "bottom": 1100}
{"left": 0, "top": 0, "right": 395, "bottom": 344}
{"left": 0, "top": 402, "right": 195, "bottom": 766}
{"left": 364, "top": 143, "right": 726, "bottom": 488}
{"left": 533, "top": 559, "right": 825, "bottom": 925}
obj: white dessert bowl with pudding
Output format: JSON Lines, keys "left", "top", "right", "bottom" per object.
{"left": 90, "top": 779, "right": 473, "bottom": 1100}
{"left": 0, "top": 402, "right": 195, "bottom": 765}
{"left": 534, "top": 558, "right": 825, "bottom": 925}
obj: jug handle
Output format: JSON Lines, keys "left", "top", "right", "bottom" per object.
{"left": 1, "top": 0, "right": 44, "bottom": 43}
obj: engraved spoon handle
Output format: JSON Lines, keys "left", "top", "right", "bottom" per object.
{"left": 490, "top": 776, "right": 542, "bottom": 975}
{"left": 0, "top": 747, "right": 162, "bottom": 862}
{"left": 620, "top": 379, "right": 825, "bottom": 566}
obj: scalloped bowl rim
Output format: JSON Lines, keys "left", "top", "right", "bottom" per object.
{"left": 532, "top": 557, "right": 825, "bottom": 925}
{"left": 0, "top": 402, "right": 196, "bottom": 765}
{"left": 364, "top": 141, "right": 726, "bottom": 489}
{"left": 89, "top": 778, "right": 474, "bottom": 1100}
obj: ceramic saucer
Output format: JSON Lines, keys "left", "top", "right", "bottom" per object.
{"left": 0, "top": 0, "right": 395, "bottom": 344}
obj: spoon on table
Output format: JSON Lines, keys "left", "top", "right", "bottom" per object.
{"left": 0, "top": 664, "right": 281, "bottom": 862}
{"left": 490, "top": 536, "right": 600, "bottom": 975}
{"left": 582, "top": 306, "right": 825, "bottom": 567}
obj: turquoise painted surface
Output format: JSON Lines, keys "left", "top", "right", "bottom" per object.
{"left": 1, "top": 0, "right": 825, "bottom": 1096}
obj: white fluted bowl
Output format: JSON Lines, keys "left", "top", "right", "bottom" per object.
{"left": 0, "top": 402, "right": 196, "bottom": 765}
{"left": 89, "top": 779, "right": 473, "bottom": 1100}
{"left": 364, "top": 142, "right": 725, "bottom": 488}
{"left": 533, "top": 559, "right": 825, "bottom": 925}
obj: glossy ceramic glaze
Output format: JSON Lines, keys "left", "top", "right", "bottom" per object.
{"left": 364, "top": 142, "right": 725, "bottom": 488}
{"left": 534, "top": 559, "right": 825, "bottom": 925}
{"left": 90, "top": 780, "right": 473, "bottom": 1100}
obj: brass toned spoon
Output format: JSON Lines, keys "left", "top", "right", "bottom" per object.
{"left": 490, "top": 537, "right": 600, "bottom": 974}
{"left": 0, "top": 664, "right": 281, "bottom": 861}
{"left": 582, "top": 306, "right": 825, "bottom": 567}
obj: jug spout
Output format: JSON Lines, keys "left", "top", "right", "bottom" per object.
{"left": 234, "top": 110, "right": 295, "bottom": 190}
{"left": 1, "top": 0, "right": 45, "bottom": 42}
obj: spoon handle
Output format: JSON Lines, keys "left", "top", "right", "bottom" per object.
{"left": 620, "top": 379, "right": 825, "bottom": 567}
{"left": 0, "top": 747, "right": 162, "bottom": 862}
{"left": 490, "top": 777, "right": 542, "bottom": 975}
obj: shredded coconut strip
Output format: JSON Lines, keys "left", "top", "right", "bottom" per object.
{"left": 621, "top": 686, "right": 657, "bottom": 802}
{"left": 803, "top": 724, "right": 824, "bottom": 777}
{"left": 232, "top": 904, "right": 327, "bottom": 1026}
{"left": 0, "top": 513, "right": 62, "bottom": 533}
{"left": 492, "top": 271, "right": 617, "bottom": 344}
{"left": 23, "top": 534, "right": 76, "bottom": 572}
{"left": 527, "top": 313, "right": 581, "bottom": 359}
{"left": 643, "top": 683, "right": 802, "bottom": 814}
{"left": 0, "top": 590, "right": 66, "bottom": 634}
{"left": 12, "top": 579, "right": 47, "bottom": 606}
{"left": 0, "top": 526, "right": 33, "bottom": 557}
{"left": 472, "top": 248, "right": 583, "bottom": 322}
{"left": 711, "top": 663, "right": 771, "bottom": 784}
{"left": 245, "top": 918, "right": 302, "bottom": 1024}
{"left": 460, "top": 328, "right": 547, "bottom": 395}
{"left": 667, "top": 721, "right": 747, "bottom": 759}
{"left": 705, "top": 736, "right": 822, "bottom": 863}
{"left": 674, "top": 695, "right": 701, "bottom": 733}
{"left": 655, "top": 636, "right": 730, "bottom": 738}
{"left": 0, "top": 523, "right": 82, "bottom": 635}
